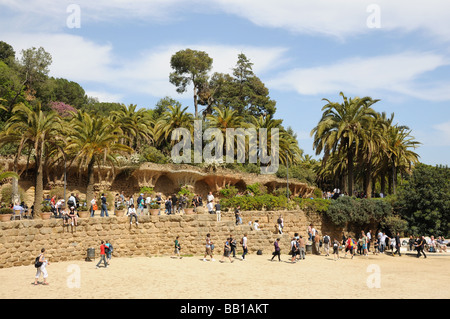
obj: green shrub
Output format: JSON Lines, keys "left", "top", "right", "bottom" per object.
{"left": 141, "top": 146, "right": 169, "bottom": 164}
{"left": 0, "top": 207, "right": 13, "bottom": 214}
{"left": 246, "top": 182, "right": 267, "bottom": 196}
{"left": 219, "top": 185, "right": 238, "bottom": 199}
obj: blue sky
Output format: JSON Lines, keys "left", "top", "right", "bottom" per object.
{"left": 1, "top": 0, "right": 449, "bottom": 165}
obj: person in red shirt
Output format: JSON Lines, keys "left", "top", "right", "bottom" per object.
{"left": 96, "top": 240, "right": 108, "bottom": 268}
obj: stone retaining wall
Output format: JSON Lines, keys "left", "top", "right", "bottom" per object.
{"left": 0, "top": 210, "right": 341, "bottom": 268}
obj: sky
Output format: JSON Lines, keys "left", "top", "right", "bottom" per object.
{"left": 1, "top": 0, "right": 449, "bottom": 166}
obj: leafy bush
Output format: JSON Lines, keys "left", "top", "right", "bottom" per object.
{"left": 295, "top": 198, "right": 330, "bottom": 214}
{"left": 246, "top": 182, "right": 266, "bottom": 196}
{"left": 220, "top": 194, "right": 288, "bottom": 211}
{"left": 393, "top": 163, "right": 450, "bottom": 237}
{"left": 140, "top": 186, "right": 154, "bottom": 195}
{"left": 141, "top": 146, "right": 169, "bottom": 164}
{"left": 0, "top": 207, "right": 13, "bottom": 214}
{"left": 219, "top": 185, "right": 238, "bottom": 199}
{"left": 322, "top": 196, "right": 393, "bottom": 228}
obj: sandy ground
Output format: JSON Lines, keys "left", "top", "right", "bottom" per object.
{"left": 1, "top": 251, "right": 449, "bottom": 299}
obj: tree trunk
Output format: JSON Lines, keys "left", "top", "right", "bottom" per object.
{"left": 86, "top": 158, "right": 96, "bottom": 205}
{"left": 33, "top": 142, "right": 45, "bottom": 217}
{"left": 347, "top": 149, "right": 354, "bottom": 196}
{"left": 193, "top": 85, "right": 198, "bottom": 119}
{"left": 380, "top": 169, "right": 386, "bottom": 196}
{"left": 365, "top": 165, "right": 373, "bottom": 198}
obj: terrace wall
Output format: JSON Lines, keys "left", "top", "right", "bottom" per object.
{"left": 0, "top": 210, "right": 341, "bottom": 268}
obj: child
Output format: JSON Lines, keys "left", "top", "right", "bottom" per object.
{"left": 373, "top": 239, "right": 379, "bottom": 255}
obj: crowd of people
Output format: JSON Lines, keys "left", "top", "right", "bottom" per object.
{"left": 322, "top": 188, "right": 386, "bottom": 200}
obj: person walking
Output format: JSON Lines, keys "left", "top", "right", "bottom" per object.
{"left": 271, "top": 238, "right": 281, "bottom": 262}
{"left": 241, "top": 233, "right": 248, "bottom": 260}
{"left": 203, "top": 233, "right": 215, "bottom": 262}
{"left": 105, "top": 240, "right": 113, "bottom": 265}
{"left": 394, "top": 232, "right": 402, "bottom": 256}
{"left": 314, "top": 233, "right": 321, "bottom": 255}
{"left": 220, "top": 238, "right": 234, "bottom": 263}
{"left": 332, "top": 238, "right": 340, "bottom": 261}
{"left": 34, "top": 248, "right": 50, "bottom": 285}
{"left": 345, "top": 236, "right": 355, "bottom": 259}
{"left": 298, "top": 236, "right": 306, "bottom": 260}
{"left": 173, "top": 236, "right": 182, "bottom": 259}
{"left": 96, "top": 240, "right": 108, "bottom": 268}
{"left": 229, "top": 234, "right": 237, "bottom": 258}
{"left": 415, "top": 236, "right": 427, "bottom": 258}
{"left": 366, "top": 230, "right": 372, "bottom": 252}
{"left": 323, "top": 234, "right": 331, "bottom": 256}
{"left": 290, "top": 237, "right": 299, "bottom": 263}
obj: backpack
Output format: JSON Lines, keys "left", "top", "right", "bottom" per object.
{"left": 277, "top": 217, "right": 282, "bottom": 224}
{"left": 324, "top": 236, "right": 330, "bottom": 244}
{"left": 34, "top": 256, "right": 43, "bottom": 268}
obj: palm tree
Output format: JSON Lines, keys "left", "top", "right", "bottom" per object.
{"left": 65, "top": 111, "right": 133, "bottom": 203}
{"left": 110, "top": 104, "right": 154, "bottom": 151}
{"left": 248, "top": 114, "right": 302, "bottom": 169}
{"left": 1, "top": 102, "right": 63, "bottom": 215}
{"left": 153, "top": 104, "right": 194, "bottom": 151}
{"left": 0, "top": 169, "right": 19, "bottom": 183}
{"left": 383, "top": 124, "right": 421, "bottom": 194}
{"left": 206, "top": 106, "right": 243, "bottom": 159}
{"left": 311, "top": 92, "right": 379, "bottom": 195}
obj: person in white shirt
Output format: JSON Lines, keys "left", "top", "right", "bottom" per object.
{"left": 207, "top": 191, "right": 214, "bottom": 203}
{"left": 366, "top": 230, "right": 372, "bottom": 252}
{"left": 253, "top": 220, "right": 260, "bottom": 231}
{"left": 128, "top": 204, "right": 138, "bottom": 225}
{"left": 241, "top": 234, "right": 248, "bottom": 260}
{"left": 207, "top": 201, "right": 214, "bottom": 214}
{"left": 55, "top": 199, "right": 64, "bottom": 218}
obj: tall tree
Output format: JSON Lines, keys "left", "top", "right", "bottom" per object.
{"left": 65, "top": 111, "right": 133, "bottom": 203}
{"left": 198, "top": 53, "right": 276, "bottom": 120}
{"left": 169, "top": 49, "right": 213, "bottom": 118}
{"left": 110, "top": 103, "right": 153, "bottom": 151}
{"left": 2, "top": 103, "right": 63, "bottom": 215}
{"left": 8, "top": 46, "right": 52, "bottom": 109}
{"left": 311, "top": 92, "right": 379, "bottom": 196}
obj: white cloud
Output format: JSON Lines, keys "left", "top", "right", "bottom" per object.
{"left": 3, "top": 0, "right": 450, "bottom": 41}
{"left": 432, "top": 121, "right": 450, "bottom": 146}
{"left": 210, "top": 0, "right": 450, "bottom": 41}
{"left": 1, "top": 32, "right": 287, "bottom": 101}
{"left": 85, "top": 90, "right": 124, "bottom": 104}
{"left": 267, "top": 52, "right": 450, "bottom": 101}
